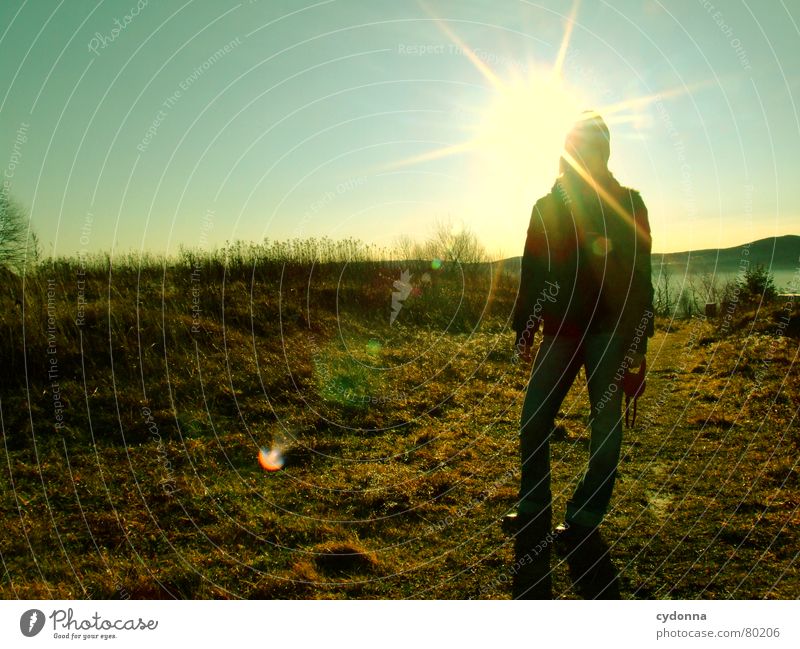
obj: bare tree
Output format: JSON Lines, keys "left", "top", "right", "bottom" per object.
{"left": 678, "top": 281, "right": 698, "bottom": 318}
{"left": 393, "top": 233, "right": 416, "bottom": 261}
{"left": 0, "top": 194, "right": 37, "bottom": 272}
{"left": 392, "top": 218, "right": 487, "bottom": 265}
{"left": 654, "top": 262, "right": 674, "bottom": 317}
{"left": 697, "top": 270, "right": 720, "bottom": 306}
{"left": 429, "top": 218, "right": 487, "bottom": 264}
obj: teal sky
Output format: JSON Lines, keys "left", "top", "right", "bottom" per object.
{"left": 1, "top": 0, "right": 798, "bottom": 258}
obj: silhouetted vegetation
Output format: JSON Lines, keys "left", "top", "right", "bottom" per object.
{"left": 0, "top": 236, "right": 797, "bottom": 598}
{"left": 0, "top": 193, "right": 38, "bottom": 272}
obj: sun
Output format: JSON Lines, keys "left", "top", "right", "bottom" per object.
{"left": 382, "top": 5, "right": 587, "bottom": 240}
{"left": 474, "top": 74, "right": 581, "bottom": 164}
{"left": 402, "top": 1, "right": 586, "bottom": 216}
{"left": 382, "top": 1, "right": 694, "bottom": 254}
{"left": 384, "top": 67, "right": 585, "bottom": 227}
{"left": 468, "top": 69, "right": 584, "bottom": 203}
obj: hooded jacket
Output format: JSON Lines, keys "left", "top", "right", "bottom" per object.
{"left": 513, "top": 170, "right": 654, "bottom": 352}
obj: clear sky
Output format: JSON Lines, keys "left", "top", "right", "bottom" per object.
{"left": 1, "top": 0, "right": 798, "bottom": 258}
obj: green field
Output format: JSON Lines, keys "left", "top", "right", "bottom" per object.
{"left": 1, "top": 252, "right": 798, "bottom": 599}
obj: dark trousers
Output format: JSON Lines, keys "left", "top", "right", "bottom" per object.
{"left": 518, "top": 333, "right": 627, "bottom": 527}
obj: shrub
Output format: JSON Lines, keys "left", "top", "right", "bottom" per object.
{"left": 741, "top": 263, "right": 777, "bottom": 303}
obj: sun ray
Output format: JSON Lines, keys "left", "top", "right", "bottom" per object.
{"left": 552, "top": 0, "right": 581, "bottom": 79}
{"left": 379, "top": 140, "right": 478, "bottom": 171}
{"left": 417, "top": 1, "right": 505, "bottom": 89}
{"left": 373, "top": 0, "right": 706, "bottom": 232}
{"left": 602, "top": 113, "right": 646, "bottom": 125}
{"left": 595, "top": 81, "right": 711, "bottom": 119}
{"left": 560, "top": 149, "right": 649, "bottom": 241}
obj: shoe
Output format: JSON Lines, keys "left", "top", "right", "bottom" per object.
{"left": 501, "top": 512, "right": 519, "bottom": 535}
{"left": 572, "top": 557, "right": 620, "bottom": 600}
{"left": 553, "top": 521, "right": 599, "bottom": 558}
{"left": 511, "top": 508, "right": 553, "bottom": 599}
{"left": 555, "top": 523, "right": 621, "bottom": 599}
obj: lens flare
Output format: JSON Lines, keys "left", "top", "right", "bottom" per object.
{"left": 591, "top": 236, "right": 613, "bottom": 256}
{"left": 258, "top": 447, "right": 284, "bottom": 472}
{"left": 431, "top": 258, "right": 442, "bottom": 270}
{"left": 366, "top": 339, "right": 382, "bottom": 356}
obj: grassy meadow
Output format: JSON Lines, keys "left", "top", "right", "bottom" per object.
{"left": 0, "top": 241, "right": 798, "bottom": 599}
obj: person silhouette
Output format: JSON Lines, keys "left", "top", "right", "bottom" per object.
{"left": 508, "top": 111, "right": 654, "bottom": 599}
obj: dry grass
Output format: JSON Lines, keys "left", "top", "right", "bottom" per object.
{"left": 0, "top": 255, "right": 797, "bottom": 599}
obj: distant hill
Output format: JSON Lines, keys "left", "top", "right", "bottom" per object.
{"left": 498, "top": 235, "right": 800, "bottom": 276}
{"left": 652, "top": 235, "right": 800, "bottom": 274}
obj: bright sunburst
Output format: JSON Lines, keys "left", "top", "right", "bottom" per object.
{"left": 385, "top": 62, "right": 585, "bottom": 228}
{"left": 388, "top": 1, "right": 585, "bottom": 176}
{"left": 468, "top": 69, "right": 583, "bottom": 198}
{"left": 383, "top": 1, "right": 694, "bottom": 253}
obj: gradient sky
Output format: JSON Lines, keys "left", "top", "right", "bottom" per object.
{"left": 1, "top": 0, "right": 798, "bottom": 258}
